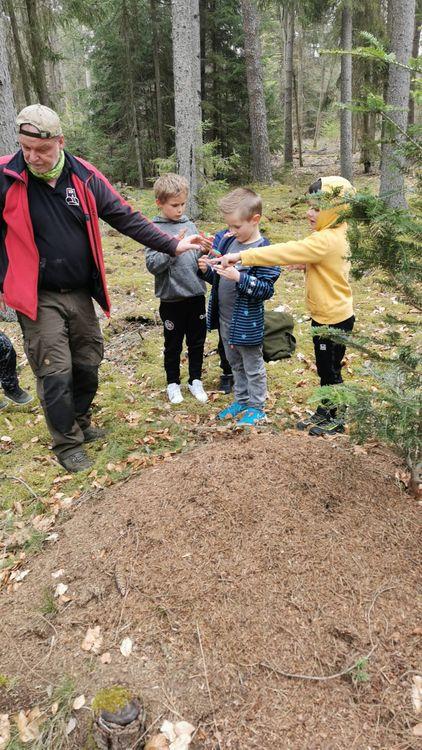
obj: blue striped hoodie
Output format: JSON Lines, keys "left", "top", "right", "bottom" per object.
{"left": 200, "top": 233, "right": 280, "bottom": 346}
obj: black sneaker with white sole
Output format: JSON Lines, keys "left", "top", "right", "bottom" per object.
{"left": 296, "top": 406, "right": 331, "bottom": 431}
{"left": 308, "top": 418, "right": 345, "bottom": 436}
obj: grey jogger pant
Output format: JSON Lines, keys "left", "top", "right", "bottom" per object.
{"left": 17, "top": 289, "right": 103, "bottom": 459}
{"left": 220, "top": 320, "right": 267, "bottom": 410}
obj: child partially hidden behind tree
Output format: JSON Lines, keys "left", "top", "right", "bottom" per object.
{"left": 198, "top": 188, "right": 280, "bottom": 426}
{"left": 145, "top": 174, "right": 208, "bottom": 405}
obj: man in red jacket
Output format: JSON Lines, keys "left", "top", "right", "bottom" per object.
{"left": 0, "top": 104, "right": 203, "bottom": 472}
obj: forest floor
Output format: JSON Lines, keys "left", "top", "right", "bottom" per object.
{"left": 0, "top": 148, "right": 420, "bottom": 748}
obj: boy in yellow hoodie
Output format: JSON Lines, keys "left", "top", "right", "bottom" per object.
{"left": 212, "top": 176, "right": 355, "bottom": 436}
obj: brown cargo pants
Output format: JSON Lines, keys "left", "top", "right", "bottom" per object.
{"left": 18, "top": 289, "right": 104, "bottom": 459}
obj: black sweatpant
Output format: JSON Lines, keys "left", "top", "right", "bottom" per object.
{"left": 312, "top": 315, "right": 355, "bottom": 416}
{"left": 159, "top": 295, "right": 206, "bottom": 385}
{"left": 0, "top": 331, "right": 19, "bottom": 392}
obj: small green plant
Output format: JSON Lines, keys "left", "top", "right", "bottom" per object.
{"left": 351, "top": 657, "right": 370, "bottom": 684}
{"left": 39, "top": 587, "right": 58, "bottom": 618}
{"left": 0, "top": 673, "right": 10, "bottom": 688}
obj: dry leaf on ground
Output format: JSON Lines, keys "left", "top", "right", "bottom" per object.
{"left": 145, "top": 734, "right": 170, "bottom": 750}
{"left": 65, "top": 717, "right": 77, "bottom": 735}
{"left": 412, "top": 676, "right": 422, "bottom": 714}
{"left": 81, "top": 626, "right": 103, "bottom": 654}
{"left": 54, "top": 583, "right": 68, "bottom": 598}
{"left": 120, "top": 636, "right": 133, "bottom": 657}
{"left": 412, "top": 723, "right": 422, "bottom": 737}
{"left": 100, "top": 652, "right": 111, "bottom": 664}
{"left": 0, "top": 714, "right": 10, "bottom": 750}
{"left": 16, "top": 707, "right": 43, "bottom": 742}
{"left": 72, "top": 695, "right": 85, "bottom": 711}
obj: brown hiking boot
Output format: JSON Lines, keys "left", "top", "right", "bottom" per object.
{"left": 58, "top": 449, "right": 93, "bottom": 473}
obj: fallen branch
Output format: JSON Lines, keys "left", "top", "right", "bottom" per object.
{"left": 258, "top": 584, "right": 395, "bottom": 683}
{"left": 0, "top": 474, "right": 40, "bottom": 499}
{"left": 196, "top": 623, "right": 222, "bottom": 750}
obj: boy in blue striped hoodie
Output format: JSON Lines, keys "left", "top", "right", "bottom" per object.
{"left": 198, "top": 188, "right": 280, "bottom": 426}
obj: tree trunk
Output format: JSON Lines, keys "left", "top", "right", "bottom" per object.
{"left": 191, "top": 0, "right": 203, "bottom": 174}
{"left": 379, "top": 0, "right": 416, "bottom": 208}
{"left": 293, "top": 72, "right": 303, "bottom": 167}
{"left": 283, "top": 6, "right": 294, "bottom": 166}
{"left": 240, "top": 0, "right": 272, "bottom": 182}
{"left": 4, "top": 0, "right": 32, "bottom": 105}
{"left": 171, "top": 0, "right": 202, "bottom": 217}
{"left": 122, "top": 0, "right": 143, "bottom": 187}
{"left": 340, "top": 2, "right": 353, "bottom": 181}
{"left": 150, "top": 0, "right": 165, "bottom": 156}
{"left": 24, "top": 0, "right": 51, "bottom": 106}
{"left": 0, "top": 7, "right": 17, "bottom": 154}
{"left": 313, "top": 58, "right": 335, "bottom": 148}
{"left": 408, "top": 4, "right": 421, "bottom": 126}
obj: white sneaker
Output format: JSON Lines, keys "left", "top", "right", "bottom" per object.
{"left": 167, "top": 383, "right": 184, "bottom": 404}
{"left": 188, "top": 379, "right": 208, "bottom": 403}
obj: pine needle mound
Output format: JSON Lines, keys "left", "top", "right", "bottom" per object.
{"left": 0, "top": 431, "right": 420, "bottom": 749}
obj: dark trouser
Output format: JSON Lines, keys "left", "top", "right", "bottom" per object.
{"left": 17, "top": 289, "right": 103, "bottom": 459}
{"left": 218, "top": 329, "right": 232, "bottom": 376}
{"left": 159, "top": 295, "right": 206, "bottom": 385}
{"left": 0, "top": 331, "right": 19, "bottom": 392}
{"left": 312, "top": 315, "right": 355, "bottom": 417}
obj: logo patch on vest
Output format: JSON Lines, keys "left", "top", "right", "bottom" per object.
{"left": 65, "top": 188, "right": 80, "bottom": 206}
{"left": 164, "top": 320, "right": 175, "bottom": 331}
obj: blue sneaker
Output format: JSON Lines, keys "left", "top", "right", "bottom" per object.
{"left": 237, "top": 407, "right": 266, "bottom": 426}
{"left": 217, "top": 401, "right": 248, "bottom": 420}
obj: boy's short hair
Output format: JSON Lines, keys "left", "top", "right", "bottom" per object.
{"left": 219, "top": 188, "right": 262, "bottom": 219}
{"left": 154, "top": 173, "right": 189, "bottom": 202}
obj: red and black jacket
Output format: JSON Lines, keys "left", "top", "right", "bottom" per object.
{"left": 0, "top": 150, "right": 179, "bottom": 320}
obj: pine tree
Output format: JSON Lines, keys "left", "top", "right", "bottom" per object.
{"left": 0, "top": 5, "right": 17, "bottom": 154}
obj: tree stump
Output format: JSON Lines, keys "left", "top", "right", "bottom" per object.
{"left": 93, "top": 698, "right": 146, "bottom": 749}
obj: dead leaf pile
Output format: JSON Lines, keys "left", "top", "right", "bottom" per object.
{"left": 81, "top": 626, "right": 103, "bottom": 654}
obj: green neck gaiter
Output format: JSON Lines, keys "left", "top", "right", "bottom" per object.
{"left": 27, "top": 149, "right": 65, "bottom": 182}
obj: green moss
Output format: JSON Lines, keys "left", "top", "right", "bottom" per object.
{"left": 91, "top": 685, "right": 132, "bottom": 715}
{"left": 0, "top": 673, "right": 10, "bottom": 688}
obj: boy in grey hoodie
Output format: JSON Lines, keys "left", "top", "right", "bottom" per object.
{"left": 145, "top": 174, "right": 208, "bottom": 405}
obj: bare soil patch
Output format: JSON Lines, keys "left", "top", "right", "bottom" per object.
{"left": 0, "top": 431, "right": 420, "bottom": 749}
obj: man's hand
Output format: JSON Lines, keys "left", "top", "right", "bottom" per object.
{"left": 0, "top": 293, "right": 6, "bottom": 313}
{"left": 216, "top": 266, "right": 240, "bottom": 283}
{"left": 175, "top": 235, "right": 208, "bottom": 255}
{"left": 209, "top": 252, "right": 241, "bottom": 268}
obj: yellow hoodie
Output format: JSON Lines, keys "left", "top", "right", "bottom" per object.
{"left": 240, "top": 176, "right": 355, "bottom": 325}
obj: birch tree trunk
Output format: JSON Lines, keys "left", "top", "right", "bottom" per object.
{"left": 283, "top": 6, "right": 294, "bottom": 166}
{"left": 0, "top": 7, "right": 17, "bottom": 154}
{"left": 240, "top": 0, "right": 272, "bottom": 182}
{"left": 340, "top": 2, "right": 353, "bottom": 182}
{"left": 171, "top": 0, "right": 202, "bottom": 217}
{"left": 379, "top": 0, "right": 416, "bottom": 208}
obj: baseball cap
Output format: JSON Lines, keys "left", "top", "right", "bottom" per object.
{"left": 16, "top": 104, "right": 62, "bottom": 139}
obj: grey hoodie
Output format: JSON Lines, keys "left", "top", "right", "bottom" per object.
{"left": 145, "top": 215, "right": 206, "bottom": 301}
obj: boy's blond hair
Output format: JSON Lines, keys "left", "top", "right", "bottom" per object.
{"left": 154, "top": 173, "right": 189, "bottom": 203}
{"left": 218, "top": 188, "right": 262, "bottom": 220}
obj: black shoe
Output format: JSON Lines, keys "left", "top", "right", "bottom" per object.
{"left": 308, "top": 418, "right": 345, "bottom": 436}
{"left": 3, "top": 386, "right": 33, "bottom": 405}
{"left": 58, "top": 449, "right": 93, "bottom": 472}
{"left": 296, "top": 406, "right": 330, "bottom": 431}
{"left": 0, "top": 399, "right": 7, "bottom": 410}
{"left": 219, "top": 374, "right": 234, "bottom": 394}
{"left": 83, "top": 426, "right": 106, "bottom": 443}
